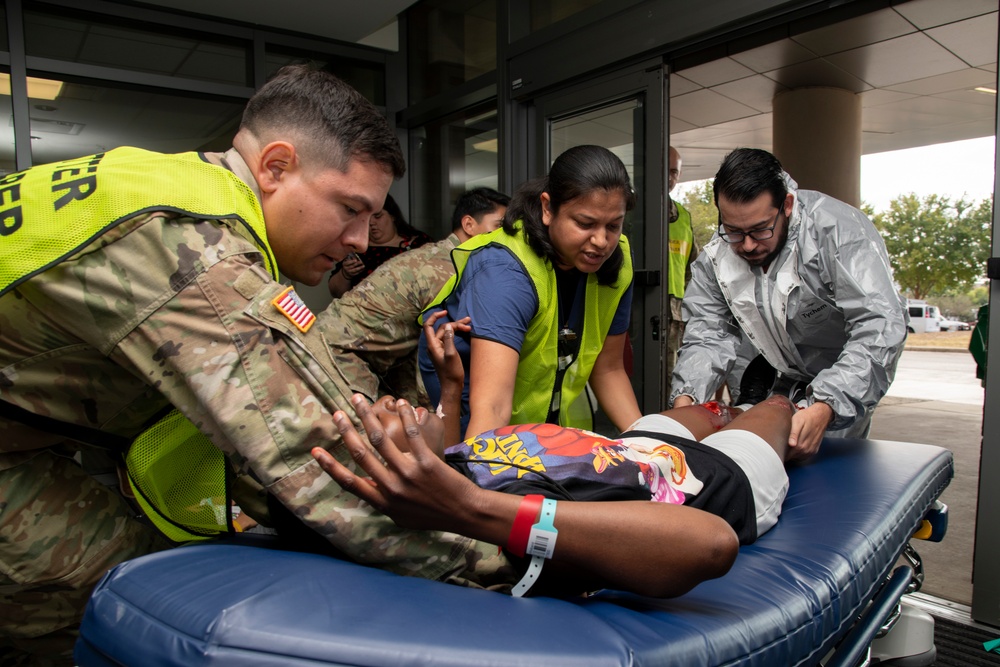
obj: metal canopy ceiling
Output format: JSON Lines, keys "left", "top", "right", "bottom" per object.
{"left": 670, "top": 0, "right": 999, "bottom": 180}
{"left": 22, "top": 1, "right": 996, "bottom": 182}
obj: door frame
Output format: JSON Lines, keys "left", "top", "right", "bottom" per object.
{"left": 972, "top": 22, "right": 1000, "bottom": 623}
{"left": 519, "top": 59, "right": 669, "bottom": 415}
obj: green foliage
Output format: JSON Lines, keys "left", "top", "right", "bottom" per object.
{"left": 934, "top": 285, "right": 989, "bottom": 321}
{"left": 935, "top": 293, "right": 978, "bottom": 321}
{"left": 675, "top": 180, "right": 717, "bottom": 249}
{"left": 871, "top": 193, "right": 992, "bottom": 301}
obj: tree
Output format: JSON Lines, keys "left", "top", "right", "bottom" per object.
{"left": 872, "top": 193, "right": 992, "bottom": 301}
{"left": 935, "top": 285, "right": 989, "bottom": 321}
{"left": 676, "top": 180, "right": 717, "bottom": 249}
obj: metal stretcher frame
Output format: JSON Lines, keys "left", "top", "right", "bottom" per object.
{"left": 75, "top": 437, "right": 953, "bottom": 667}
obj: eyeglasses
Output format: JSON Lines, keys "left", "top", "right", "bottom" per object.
{"left": 717, "top": 209, "right": 782, "bottom": 244}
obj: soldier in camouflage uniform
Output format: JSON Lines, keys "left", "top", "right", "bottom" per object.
{"left": 0, "top": 66, "right": 735, "bottom": 665}
{"left": 0, "top": 67, "right": 518, "bottom": 665}
{"left": 319, "top": 187, "right": 510, "bottom": 406}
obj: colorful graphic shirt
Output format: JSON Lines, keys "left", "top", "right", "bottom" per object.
{"left": 446, "top": 422, "right": 758, "bottom": 543}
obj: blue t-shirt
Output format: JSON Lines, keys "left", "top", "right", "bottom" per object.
{"left": 419, "top": 245, "right": 633, "bottom": 435}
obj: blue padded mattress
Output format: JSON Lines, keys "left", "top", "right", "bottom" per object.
{"left": 76, "top": 437, "right": 953, "bottom": 667}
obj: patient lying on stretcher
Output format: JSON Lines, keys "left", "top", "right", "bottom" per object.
{"left": 356, "top": 312, "right": 793, "bottom": 546}
{"left": 310, "top": 314, "right": 794, "bottom": 597}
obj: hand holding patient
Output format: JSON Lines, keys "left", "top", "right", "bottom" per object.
{"left": 787, "top": 401, "right": 833, "bottom": 460}
{"left": 313, "top": 395, "right": 484, "bottom": 535}
{"left": 311, "top": 392, "right": 739, "bottom": 598}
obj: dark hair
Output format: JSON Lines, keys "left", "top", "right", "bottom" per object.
{"left": 503, "top": 145, "right": 634, "bottom": 285}
{"left": 713, "top": 147, "right": 787, "bottom": 210}
{"left": 379, "top": 194, "right": 422, "bottom": 238}
{"left": 241, "top": 64, "right": 405, "bottom": 178}
{"left": 451, "top": 187, "right": 512, "bottom": 230}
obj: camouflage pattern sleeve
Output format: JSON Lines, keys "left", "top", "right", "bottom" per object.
{"left": 2, "top": 213, "right": 516, "bottom": 590}
{"left": 124, "top": 223, "right": 516, "bottom": 587}
{"left": 317, "top": 235, "right": 459, "bottom": 405}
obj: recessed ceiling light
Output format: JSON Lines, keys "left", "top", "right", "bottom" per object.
{"left": 0, "top": 73, "right": 63, "bottom": 100}
{"left": 974, "top": 86, "right": 997, "bottom": 94}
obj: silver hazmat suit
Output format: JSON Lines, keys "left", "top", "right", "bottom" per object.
{"left": 670, "top": 175, "right": 907, "bottom": 437}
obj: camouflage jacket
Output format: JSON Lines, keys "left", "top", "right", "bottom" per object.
{"left": 0, "top": 149, "right": 515, "bottom": 590}
{"left": 318, "top": 233, "right": 460, "bottom": 405}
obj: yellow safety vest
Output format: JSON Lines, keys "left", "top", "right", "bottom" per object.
{"left": 1, "top": 147, "right": 277, "bottom": 542}
{"left": 427, "top": 223, "right": 632, "bottom": 430}
{"left": 668, "top": 202, "right": 694, "bottom": 299}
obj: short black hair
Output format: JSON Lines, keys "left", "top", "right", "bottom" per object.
{"left": 241, "top": 64, "right": 405, "bottom": 178}
{"left": 451, "top": 188, "right": 511, "bottom": 230}
{"left": 713, "top": 147, "right": 787, "bottom": 210}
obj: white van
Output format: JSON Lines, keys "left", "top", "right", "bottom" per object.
{"left": 907, "top": 299, "right": 942, "bottom": 333}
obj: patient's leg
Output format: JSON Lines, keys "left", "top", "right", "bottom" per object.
{"left": 651, "top": 402, "right": 743, "bottom": 440}
{"left": 718, "top": 395, "right": 795, "bottom": 462}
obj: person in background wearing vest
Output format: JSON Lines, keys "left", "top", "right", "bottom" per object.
{"left": 1, "top": 70, "right": 731, "bottom": 665}
{"left": 666, "top": 146, "right": 700, "bottom": 382}
{"left": 671, "top": 148, "right": 907, "bottom": 460}
{"left": 419, "top": 145, "right": 642, "bottom": 441}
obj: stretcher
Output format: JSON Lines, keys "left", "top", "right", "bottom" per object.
{"left": 74, "top": 436, "right": 952, "bottom": 667}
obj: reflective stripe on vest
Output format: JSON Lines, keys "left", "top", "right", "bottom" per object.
{"left": 426, "top": 223, "right": 633, "bottom": 429}
{"left": 0, "top": 146, "right": 277, "bottom": 296}
{"left": 668, "top": 203, "right": 693, "bottom": 299}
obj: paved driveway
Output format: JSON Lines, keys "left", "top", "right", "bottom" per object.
{"left": 869, "top": 348, "right": 983, "bottom": 605}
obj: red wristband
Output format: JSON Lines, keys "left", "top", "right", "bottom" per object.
{"left": 507, "top": 494, "right": 545, "bottom": 558}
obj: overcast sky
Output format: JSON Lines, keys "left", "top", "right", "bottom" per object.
{"left": 861, "top": 136, "right": 996, "bottom": 212}
{"left": 676, "top": 136, "right": 996, "bottom": 214}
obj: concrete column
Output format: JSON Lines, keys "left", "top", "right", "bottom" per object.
{"left": 772, "top": 87, "right": 861, "bottom": 206}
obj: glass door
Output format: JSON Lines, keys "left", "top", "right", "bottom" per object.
{"left": 531, "top": 61, "right": 668, "bottom": 421}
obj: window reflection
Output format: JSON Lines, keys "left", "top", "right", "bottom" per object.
{"left": 23, "top": 76, "right": 244, "bottom": 165}
{"left": 407, "top": 0, "right": 496, "bottom": 103}
{"left": 23, "top": 8, "right": 250, "bottom": 87}
{"left": 0, "top": 5, "right": 8, "bottom": 51}
{"left": 550, "top": 99, "right": 637, "bottom": 182}
{"left": 410, "top": 106, "right": 498, "bottom": 238}
{"left": 529, "top": 0, "right": 604, "bottom": 33}
{"left": 0, "top": 68, "right": 13, "bottom": 174}
{"left": 265, "top": 48, "right": 384, "bottom": 106}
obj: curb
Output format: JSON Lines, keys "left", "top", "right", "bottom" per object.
{"left": 904, "top": 347, "right": 970, "bottom": 354}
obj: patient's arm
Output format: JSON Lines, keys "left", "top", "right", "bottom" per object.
{"left": 312, "top": 395, "right": 738, "bottom": 599}
{"left": 422, "top": 310, "right": 469, "bottom": 448}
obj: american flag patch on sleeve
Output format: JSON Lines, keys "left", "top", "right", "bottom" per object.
{"left": 272, "top": 286, "right": 316, "bottom": 333}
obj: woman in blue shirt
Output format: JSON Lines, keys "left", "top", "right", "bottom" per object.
{"left": 420, "top": 145, "right": 641, "bottom": 438}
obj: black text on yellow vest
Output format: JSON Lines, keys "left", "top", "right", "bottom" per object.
{"left": 1, "top": 147, "right": 279, "bottom": 542}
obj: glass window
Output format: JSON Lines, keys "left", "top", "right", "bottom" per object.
{"left": 408, "top": 0, "right": 496, "bottom": 103}
{"left": 265, "top": 47, "right": 385, "bottom": 106}
{"left": 0, "top": 67, "right": 14, "bottom": 174}
{"left": 409, "top": 105, "right": 498, "bottom": 238}
{"left": 550, "top": 99, "right": 638, "bottom": 183}
{"left": 24, "top": 75, "right": 245, "bottom": 165}
{"left": 527, "top": 0, "right": 604, "bottom": 34}
{"left": 0, "top": 9, "right": 10, "bottom": 173}
{"left": 23, "top": 6, "right": 250, "bottom": 87}
{"left": 0, "top": 4, "right": 8, "bottom": 51}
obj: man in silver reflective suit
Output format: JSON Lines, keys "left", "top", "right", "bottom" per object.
{"left": 671, "top": 147, "right": 907, "bottom": 460}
